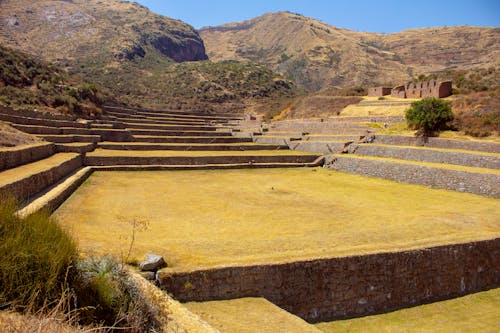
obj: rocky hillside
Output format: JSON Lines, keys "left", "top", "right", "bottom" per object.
{"left": 0, "top": 44, "right": 106, "bottom": 116}
{"left": 200, "top": 12, "right": 500, "bottom": 91}
{"left": 0, "top": 0, "right": 297, "bottom": 113}
{"left": 0, "top": 0, "right": 207, "bottom": 64}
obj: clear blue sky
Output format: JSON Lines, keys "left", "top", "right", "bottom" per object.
{"left": 133, "top": 0, "right": 499, "bottom": 33}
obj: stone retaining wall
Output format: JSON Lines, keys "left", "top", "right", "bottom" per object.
{"left": 89, "top": 129, "right": 133, "bottom": 141}
{"left": 268, "top": 127, "right": 369, "bottom": 135}
{"left": 0, "top": 106, "right": 76, "bottom": 121}
{"left": 0, "top": 155, "right": 83, "bottom": 203}
{"left": 85, "top": 154, "right": 322, "bottom": 166}
{"left": 375, "top": 135, "right": 500, "bottom": 153}
{"left": 0, "top": 113, "right": 87, "bottom": 128}
{"left": 0, "top": 143, "right": 55, "bottom": 171}
{"left": 158, "top": 239, "right": 500, "bottom": 323}
{"left": 354, "top": 145, "right": 500, "bottom": 169}
{"left": 327, "top": 155, "right": 499, "bottom": 197}
{"left": 289, "top": 142, "right": 347, "bottom": 154}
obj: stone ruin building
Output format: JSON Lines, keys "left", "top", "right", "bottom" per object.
{"left": 368, "top": 80, "right": 452, "bottom": 99}
{"left": 367, "top": 87, "right": 392, "bottom": 97}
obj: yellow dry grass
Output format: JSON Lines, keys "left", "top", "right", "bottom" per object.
{"left": 315, "top": 288, "right": 500, "bottom": 333}
{"left": 184, "top": 298, "right": 322, "bottom": 333}
{"left": 54, "top": 168, "right": 500, "bottom": 271}
{"left": 340, "top": 97, "right": 414, "bottom": 117}
{"left": 0, "top": 153, "right": 78, "bottom": 187}
{"left": 0, "top": 311, "right": 82, "bottom": 333}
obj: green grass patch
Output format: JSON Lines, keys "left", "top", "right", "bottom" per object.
{"left": 0, "top": 196, "right": 77, "bottom": 310}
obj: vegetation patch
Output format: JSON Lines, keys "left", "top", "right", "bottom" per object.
{"left": 0, "top": 196, "right": 77, "bottom": 310}
{"left": 0, "top": 197, "right": 161, "bottom": 331}
{"left": 405, "top": 98, "right": 454, "bottom": 136}
{"left": 0, "top": 45, "right": 107, "bottom": 116}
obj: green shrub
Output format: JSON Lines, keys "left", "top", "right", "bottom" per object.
{"left": 405, "top": 98, "right": 454, "bottom": 136}
{"left": 0, "top": 197, "right": 77, "bottom": 310}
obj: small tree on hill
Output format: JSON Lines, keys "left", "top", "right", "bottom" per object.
{"left": 405, "top": 97, "right": 454, "bottom": 136}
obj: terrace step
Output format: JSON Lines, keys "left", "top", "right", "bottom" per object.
{"left": 352, "top": 144, "right": 500, "bottom": 169}
{"left": 90, "top": 161, "right": 324, "bottom": 171}
{"left": 11, "top": 124, "right": 63, "bottom": 135}
{"left": 97, "top": 142, "right": 288, "bottom": 151}
{"left": 289, "top": 141, "right": 350, "bottom": 153}
{"left": 37, "top": 134, "right": 102, "bottom": 144}
{"left": 0, "top": 142, "right": 55, "bottom": 171}
{"left": 327, "top": 154, "right": 500, "bottom": 198}
{"left": 17, "top": 167, "right": 93, "bottom": 217}
{"left": 105, "top": 106, "right": 242, "bottom": 121}
{"left": 106, "top": 112, "right": 228, "bottom": 124}
{"left": 124, "top": 123, "right": 219, "bottom": 131}
{"left": 132, "top": 136, "right": 253, "bottom": 144}
{"left": 56, "top": 142, "right": 97, "bottom": 154}
{"left": 128, "top": 129, "right": 231, "bottom": 137}
{"left": 84, "top": 149, "right": 323, "bottom": 167}
{"left": 373, "top": 135, "right": 500, "bottom": 153}
{"left": 254, "top": 136, "right": 303, "bottom": 145}
{"left": 267, "top": 127, "right": 371, "bottom": 135}
{"left": 0, "top": 153, "right": 83, "bottom": 203}
{"left": 111, "top": 116, "right": 209, "bottom": 126}
{"left": 184, "top": 298, "right": 323, "bottom": 333}
{"left": 0, "top": 113, "right": 87, "bottom": 128}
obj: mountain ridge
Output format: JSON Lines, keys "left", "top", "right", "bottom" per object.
{"left": 0, "top": 1, "right": 298, "bottom": 113}
{"left": 200, "top": 12, "right": 500, "bottom": 91}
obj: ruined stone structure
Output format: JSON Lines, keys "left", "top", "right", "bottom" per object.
{"left": 368, "top": 87, "right": 392, "bottom": 97}
{"left": 405, "top": 80, "right": 452, "bottom": 98}
{"left": 391, "top": 85, "right": 406, "bottom": 98}
{"left": 389, "top": 80, "right": 453, "bottom": 99}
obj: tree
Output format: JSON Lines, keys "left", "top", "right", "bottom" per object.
{"left": 405, "top": 98, "right": 454, "bottom": 136}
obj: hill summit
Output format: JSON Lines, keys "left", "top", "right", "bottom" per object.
{"left": 0, "top": 0, "right": 207, "bottom": 64}
{"left": 200, "top": 12, "right": 500, "bottom": 91}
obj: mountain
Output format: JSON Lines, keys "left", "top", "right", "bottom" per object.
{"left": 200, "top": 12, "right": 500, "bottom": 91}
{"left": 0, "top": 0, "right": 207, "bottom": 64}
{"left": 0, "top": 0, "right": 297, "bottom": 112}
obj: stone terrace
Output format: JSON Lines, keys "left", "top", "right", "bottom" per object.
{"left": 0, "top": 106, "right": 323, "bottom": 214}
{"left": 246, "top": 116, "right": 500, "bottom": 197}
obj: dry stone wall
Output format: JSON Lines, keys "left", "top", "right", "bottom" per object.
{"left": 0, "top": 143, "right": 55, "bottom": 171}
{"left": 374, "top": 135, "right": 500, "bottom": 153}
{"left": 0, "top": 155, "right": 83, "bottom": 203}
{"left": 158, "top": 239, "right": 500, "bottom": 323}
{"left": 354, "top": 144, "right": 500, "bottom": 169}
{"left": 328, "top": 155, "right": 499, "bottom": 197}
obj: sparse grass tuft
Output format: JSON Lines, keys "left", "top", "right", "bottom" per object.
{"left": 0, "top": 196, "right": 77, "bottom": 311}
{"left": 72, "top": 256, "right": 161, "bottom": 331}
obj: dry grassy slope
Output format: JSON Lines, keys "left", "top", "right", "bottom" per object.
{"left": 359, "top": 26, "right": 500, "bottom": 73}
{"left": 200, "top": 12, "right": 499, "bottom": 91}
{"left": 0, "top": 0, "right": 206, "bottom": 64}
{"left": 0, "top": 1, "right": 297, "bottom": 113}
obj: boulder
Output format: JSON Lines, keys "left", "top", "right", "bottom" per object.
{"left": 139, "top": 254, "right": 167, "bottom": 272}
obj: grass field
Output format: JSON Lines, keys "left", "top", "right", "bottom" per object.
{"left": 315, "top": 288, "right": 500, "bottom": 333}
{"left": 340, "top": 96, "right": 413, "bottom": 117}
{"left": 185, "top": 298, "right": 321, "bottom": 333}
{"left": 54, "top": 168, "right": 500, "bottom": 270}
